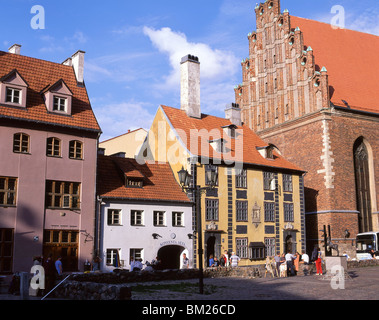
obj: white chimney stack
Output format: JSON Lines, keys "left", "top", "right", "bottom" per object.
{"left": 180, "top": 54, "right": 201, "bottom": 119}
{"left": 8, "top": 44, "right": 21, "bottom": 55}
{"left": 71, "top": 50, "right": 85, "bottom": 84}
{"left": 225, "top": 103, "right": 242, "bottom": 126}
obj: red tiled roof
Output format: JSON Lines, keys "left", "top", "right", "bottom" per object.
{"left": 161, "top": 105, "right": 304, "bottom": 172}
{"left": 291, "top": 16, "right": 379, "bottom": 113}
{"left": 0, "top": 51, "right": 101, "bottom": 132}
{"left": 97, "top": 155, "right": 191, "bottom": 203}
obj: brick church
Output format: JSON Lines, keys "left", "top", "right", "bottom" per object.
{"left": 235, "top": 0, "right": 379, "bottom": 256}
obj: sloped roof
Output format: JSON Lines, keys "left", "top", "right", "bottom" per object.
{"left": 161, "top": 105, "right": 304, "bottom": 172}
{"left": 291, "top": 16, "right": 379, "bottom": 113}
{"left": 97, "top": 155, "right": 191, "bottom": 203}
{"left": 0, "top": 51, "right": 101, "bottom": 132}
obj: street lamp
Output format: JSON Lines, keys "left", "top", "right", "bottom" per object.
{"left": 178, "top": 165, "right": 217, "bottom": 294}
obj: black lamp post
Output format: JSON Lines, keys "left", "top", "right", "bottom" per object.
{"left": 177, "top": 165, "right": 217, "bottom": 294}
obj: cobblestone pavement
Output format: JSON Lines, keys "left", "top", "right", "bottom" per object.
{"left": 130, "top": 266, "right": 379, "bottom": 300}
{"left": 1, "top": 266, "right": 379, "bottom": 301}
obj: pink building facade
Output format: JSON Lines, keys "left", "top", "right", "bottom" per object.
{"left": 0, "top": 46, "right": 101, "bottom": 273}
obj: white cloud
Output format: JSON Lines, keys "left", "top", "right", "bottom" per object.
{"left": 94, "top": 101, "right": 155, "bottom": 141}
{"left": 143, "top": 26, "right": 239, "bottom": 90}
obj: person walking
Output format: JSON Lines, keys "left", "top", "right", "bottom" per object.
{"left": 55, "top": 256, "right": 63, "bottom": 276}
{"left": 182, "top": 253, "right": 189, "bottom": 269}
{"left": 315, "top": 248, "right": 323, "bottom": 275}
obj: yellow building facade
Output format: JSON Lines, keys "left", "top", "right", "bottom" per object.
{"left": 138, "top": 103, "right": 306, "bottom": 267}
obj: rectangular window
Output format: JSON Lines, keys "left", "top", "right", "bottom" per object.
{"left": 236, "top": 238, "right": 248, "bottom": 258}
{"left": 46, "top": 137, "right": 61, "bottom": 157}
{"left": 45, "top": 181, "right": 80, "bottom": 209}
{"left": 172, "top": 212, "right": 184, "bottom": 227}
{"left": 206, "top": 198, "right": 219, "bottom": 221}
{"left": 284, "top": 203, "right": 294, "bottom": 222}
{"left": 236, "top": 200, "right": 248, "bottom": 222}
{"left": 6, "top": 87, "right": 21, "bottom": 104}
{"left": 153, "top": 211, "right": 166, "bottom": 226}
{"left": 0, "top": 228, "right": 14, "bottom": 273}
{"left": 0, "top": 177, "right": 17, "bottom": 206}
{"left": 263, "top": 172, "right": 275, "bottom": 190}
{"left": 249, "top": 244, "right": 265, "bottom": 261}
{"left": 130, "top": 248, "right": 143, "bottom": 264}
{"left": 130, "top": 210, "right": 144, "bottom": 226}
{"left": 283, "top": 174, "right": 293, "bottom": 192}
{"left": 106, "top": 249, "right": 120, "bottom": 266}
{"left": 53, "top": 96, "right": 67, "bottom": 112}
{"left": 69, "top": 140, "right": 83, "bottom": 160}
{"left": 107, "top": 209, "right": 122, "bottom": 225}
{"left": 205, "top": 165, "right": 218, "bottom": 186}
{"left": 235, "top": 169, "right": 247, "bottom": 188}
{"left": 265, "top": 238, "right": 276, "bottom": 257}
{"left": 264, "top": 202, "right": 275, "bottom": 222}
{"left": 13, "top": 133, "right": 29, "bottom": 153}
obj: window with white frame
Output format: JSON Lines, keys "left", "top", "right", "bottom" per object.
{"left": 264, "top": 202, "right": 275, "bottom": 222}
{"left": 153, "top": 211, "right": 166, "bottom": 226}
{"left": 130, "top": 210, "right": 144, "bottom": 226}
{"left": 236, "top": 200, "right": 248, "bottom": 222}
{"left": 265, "top": 238, "right": 276, "bottom": 257}
{"left": 283, "top": 174, "right": 293, "bottom": 192}
{"left": 130, "top": 248, "right": 143, "bottom": 264}
{"left": 263, "top": 172, "right": 275, "bottom": 190}
{"left": 206, "top": 199, "right": 219, "bottom": 221}
{"left": 236, "top": 238, "right": 248, "bottom": 258}
{"left": 106, "top": 248, "right": 120, "bottom": 266}
{"left": 53, "top": 96, "right": 67, "bottom": 112}
{"left": 236, "top": 169, "right": 247, "bottom": 188}
{"left": 107, "top": 209, "right": 122, "bottom": 225}
{"left": 284, "top": 203, "right": 294, "bottom": 222}
{"left": 6, "top": 87, "right": 21, "bottom": 104}
{"left": 172, "top": 212, "right": 184, "bottom": 227}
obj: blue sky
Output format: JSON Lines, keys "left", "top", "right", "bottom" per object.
{"left": 1, "top": 0, "right": 378, "bottom": 140}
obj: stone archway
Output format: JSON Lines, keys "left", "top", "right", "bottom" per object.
{"left": 157, "top": 245, "right": 185, "bottom": 269}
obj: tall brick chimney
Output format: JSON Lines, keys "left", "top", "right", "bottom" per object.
{"left": 180, "top": 54, "right": 201, "bottom": 119}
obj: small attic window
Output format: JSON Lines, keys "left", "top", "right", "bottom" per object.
{"left": 126, "top": 178, "right": 143, "bottom": 188}
{"left": 257, "top": 145, "right": 275, "bottom": 160}
{"left": 268, "top": 1, "right": 274, "bottom": 9}
{"left": 210, "top": 138, "right": 226, "bottom": 154}
{"left": 301, "top": 57, "right": 307, "bottom": 66}
{"left": 289, "top": 37, "right": 294, "bottom": 45}
{"left": 222, "top": 124, "right": 238, "bottom": 139}
{"left": 43, "top": 79, "right": 73, "bottom": 115}
{"left": 278, "top": 17, "right": 283, "bottom": 27}
{"left": 0, "top": 69, "right": 28, "bottom": 108}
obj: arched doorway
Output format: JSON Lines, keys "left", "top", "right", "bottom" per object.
{"left": 354, "top": 138, "right": 373, "bottom": 233}
{"left": 157, "top": 245, "right": 185, "bottom": 269}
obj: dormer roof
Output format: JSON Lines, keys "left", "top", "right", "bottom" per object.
{"left": 0, "top": 50, "right": 101, "bottom": 132}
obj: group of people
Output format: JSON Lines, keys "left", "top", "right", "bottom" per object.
{"left": 208, "top": 250, "right": 241, "bottom": 268}
{"left": 266, "top": 247, "right": 324, "bottom": 277}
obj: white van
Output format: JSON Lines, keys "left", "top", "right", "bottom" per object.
{"left": 356, "top": 232, "right": 379, "bottom": 260}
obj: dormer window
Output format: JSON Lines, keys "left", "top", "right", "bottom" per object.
{"left": 126, "top": 178, "right": 143, "bottom": 188}
{"left": 210, "top": 138, "right": 226, "bottom": 153}
{"left": 43, "top": 79, "right": 72, "bottom": 115}
{"left": 257, "top": 145, "right": 275, "bottom": 159}
{"left": 222, "top": 124, "right": 238, "bottom": 139}
{"left": 53, "top": 96, "right": 67, "bottom": 112}
{"left": 0, "top": 69, "right": 28, "bottom": 108}
{"left": 6, "top": 87, "right": 21, "bottom": 104}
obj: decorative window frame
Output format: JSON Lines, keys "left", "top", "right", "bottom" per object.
{"left": 43, "top": 79, "right": 73, "bottom": 115}
{"left": 0, "top": 70, "right": 28, "bottom": 108}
